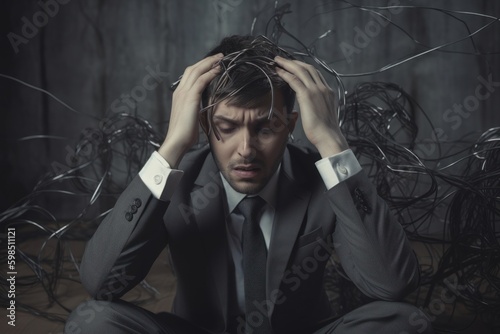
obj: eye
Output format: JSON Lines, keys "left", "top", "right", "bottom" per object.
{"left": 257, "top": 127, "right": 274, "bottom": 135}
{"left": 218, "top": 126, "right": 235, "bottom": 134}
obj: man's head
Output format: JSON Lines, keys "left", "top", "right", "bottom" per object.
{"left": 201, "top": 35, "right": 298, "bottom": 194}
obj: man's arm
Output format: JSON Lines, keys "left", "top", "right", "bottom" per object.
{"left": 80, "top": 174, "right": 173, "bottom": 300}
{"left": 275, "top": 56, "right": 420, "bottom": 300}
{"left": 325, "top": 167, "right": 420, "bottom": 300}
{"left": 79, "top": 54, "right": 223, "bottom": 300}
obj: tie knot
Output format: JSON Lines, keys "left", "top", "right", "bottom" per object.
{"left": 238, "top": 196, "right": 266, "bottom": 224}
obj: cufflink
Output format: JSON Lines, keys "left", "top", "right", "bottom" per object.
{"left": 154, "top": 175, "right": 163, "bottom": 185}
{"left": 337, "top": 165, "right": 348, "bottom": 175}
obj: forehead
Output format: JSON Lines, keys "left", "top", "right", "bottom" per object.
{"left": 212, "top": 91, "right": 287, "bottom": 119}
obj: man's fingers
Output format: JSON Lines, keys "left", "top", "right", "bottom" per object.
{"left": 177, "top": 53, "right": 223, "bottom": 90}
{"left": 307, "top": 66, "right": 329, "bottom": 89}
{"left": 275, "top": 56, "right": 331, "bottom": 91}
{"left": 275, "top": 56, "right": 311, "bottom": 88}
{"left": 275, "top": 66, "right": 307, "bottom": 94}
{"left": 179, "top": 53, "right": 222, "bottom": 89}
{"left": 191, "top": 65, "right": 222, "bottom": 94}
{"left": 315, "top": 70, "right": 330, "bottom": 89}
{"left": 293, "top": 61, "right": 324, "bottom": 88}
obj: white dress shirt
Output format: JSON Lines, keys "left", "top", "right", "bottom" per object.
{"left": 138, "top": 147, "right": 362, "bottom": 313}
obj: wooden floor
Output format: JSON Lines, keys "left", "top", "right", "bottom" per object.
{"left": 2, "top": 240, "right": 497, "bottom": 334}
{"left": 3, "top": 240, "right": 177, "bottom": 334}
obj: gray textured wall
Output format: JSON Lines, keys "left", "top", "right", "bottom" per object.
{"left": 1, "top": 0, "right": 499, "bottom": 219}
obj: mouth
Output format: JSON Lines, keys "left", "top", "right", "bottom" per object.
{"left": 232, "top": 165, "right": 261, "bottom": 178}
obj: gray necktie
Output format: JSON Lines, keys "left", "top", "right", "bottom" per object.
{"left": 238, "top": 196, "right": 272, "bottom": 334}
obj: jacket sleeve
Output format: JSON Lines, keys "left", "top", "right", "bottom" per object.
{"left": 79, "top": 175, "right": 172, "bottom": 300}
{"left": 79, "top": 150, "right": 186, "bottom": 300}
{"left": 327, "top": 170, "right": 420, "bottom": 301}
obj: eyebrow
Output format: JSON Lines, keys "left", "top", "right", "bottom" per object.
{"left": 213, "top": 114, "right": 272, "bottom": 124}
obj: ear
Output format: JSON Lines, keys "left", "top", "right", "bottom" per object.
{"left": 287, "top": 111, "right": 298, "bottom": 133}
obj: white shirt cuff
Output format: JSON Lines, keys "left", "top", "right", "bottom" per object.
{"left": 139, "top": 151, "right": 184, "bottom": 201}
{"left": 315, "top": 149, "right": 362, "bottom": 190}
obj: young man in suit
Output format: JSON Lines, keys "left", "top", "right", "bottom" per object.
{"left": 65, "top": 35, "right": 433, "bottom": 334}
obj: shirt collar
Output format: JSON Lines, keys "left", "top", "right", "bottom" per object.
{"left": 221, "top": 163, "right": 281, "bottom": 213}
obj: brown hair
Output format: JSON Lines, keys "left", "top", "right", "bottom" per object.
{"left": 200, "top": 35, "right": 296, "bottom": 138}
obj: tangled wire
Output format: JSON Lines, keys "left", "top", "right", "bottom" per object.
{"left": 1, "top": 1, "right": 499, "bottom": 332}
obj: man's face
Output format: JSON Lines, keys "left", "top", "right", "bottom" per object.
{"left": 208, "top": 93, "right": 297, "bottom": 194}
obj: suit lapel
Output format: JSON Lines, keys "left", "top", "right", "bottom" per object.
{"left": 190, "top": 153, "right": 229, "bottom": 326}
{"left": 182, "top": 146, "right": 311, "bottom": 321}
{"left": 267, "top": 147, "right": 311, "bottom": 314}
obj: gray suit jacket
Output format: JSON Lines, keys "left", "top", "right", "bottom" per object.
{"left": 80, "top": 144, "right": 420, "bottom": 334}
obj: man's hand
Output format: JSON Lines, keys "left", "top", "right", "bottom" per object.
{"left": 274, "top": 56, "right": 349, "bottom": 158}
{"left": 158, "top": 53, "right": 223, "bottom": 168}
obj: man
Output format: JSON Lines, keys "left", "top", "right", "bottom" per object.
{"left": 65, "top": 35, "right": 433, "bottom": 334}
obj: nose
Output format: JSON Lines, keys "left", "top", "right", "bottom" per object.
{"left": 237, "top": 129, "right": 257, "bottom": 162}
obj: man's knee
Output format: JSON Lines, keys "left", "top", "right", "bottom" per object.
{"left": 377, "top": 301, "right": 434, "bottom": 334}
{"left": 64, "top": 300, "right": 111, "bottom": 334}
